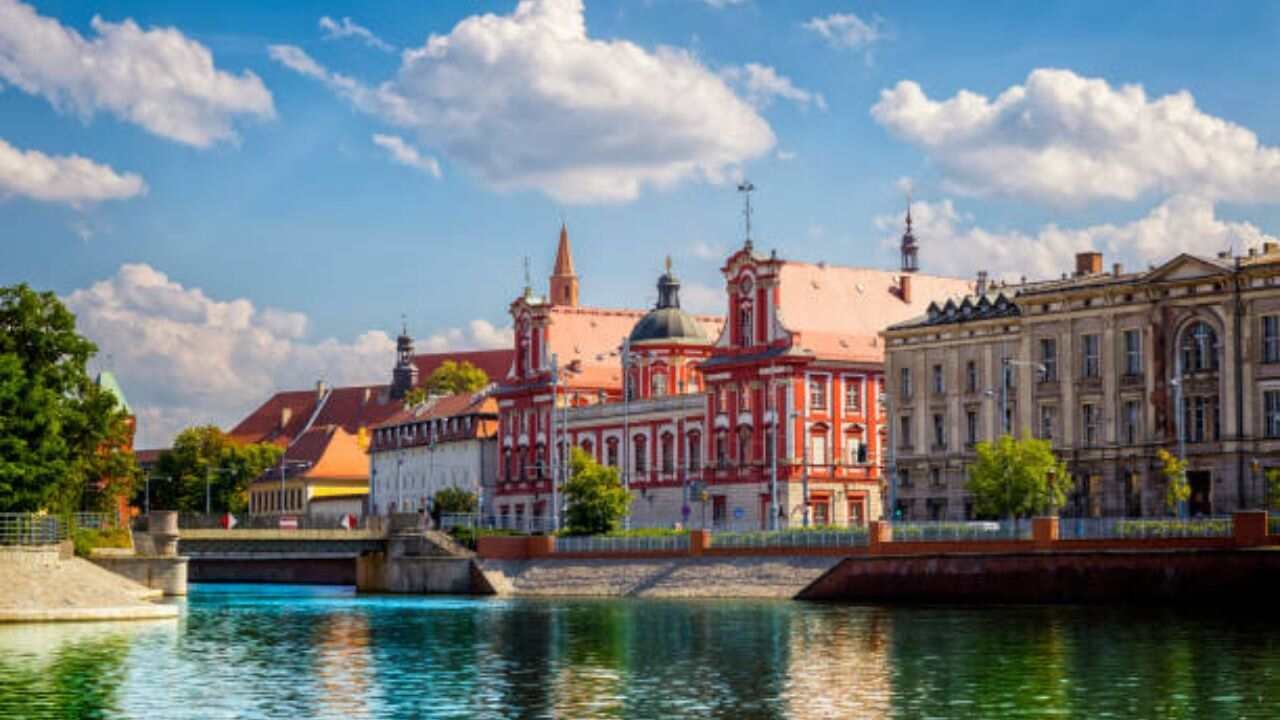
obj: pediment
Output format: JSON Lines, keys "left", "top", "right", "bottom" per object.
{"left": 1146, "top": 254, "right": 1230, "bottom": 283}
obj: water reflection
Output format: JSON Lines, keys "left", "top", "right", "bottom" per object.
{"left": 3, "top": 587, "right": 1280, "bottom": 719}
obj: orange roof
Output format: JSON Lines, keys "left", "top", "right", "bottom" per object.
{"left": 776, "top": 263, "right": 973, "bottom": 363}
{"left": 279, "top": 425, "right": 368, "bottom": 481}
{"left": 412, "top": 349, "right": 512, "bottom": 383}
{"left": 553, "top": 223, "right": 575, "bottom": 276}
{"left": 547, "top": 305, "right": 722, "bottom": 390}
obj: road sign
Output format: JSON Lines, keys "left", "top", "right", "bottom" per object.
{"left": 219, "top": 513, "right": 237, "bottom": 530}
{"left": 733, "top": 507, "right": 744, "bottom": 520}
{"left": 278, "top": 516, "right": 298, "bottom": 530}
{"left": 339, "top": 513, "right": 357, "bottom": 530}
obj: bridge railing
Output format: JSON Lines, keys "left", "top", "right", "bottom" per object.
{"left": 182, "top": 513, "right": 373, "bottom": 530}
{"left": 0, "top": 514, "right": 66, "bottom": 545}
{"left": 439, "top": 513, "right": 557, "bottom": 534}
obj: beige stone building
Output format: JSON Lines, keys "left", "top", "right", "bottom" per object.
{"left": 883, "top": 248, "right": 1280, "bottom": 520}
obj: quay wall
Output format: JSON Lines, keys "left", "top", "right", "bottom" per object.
{"left": 90, "top": 555, "right": 188, "bottom": 596}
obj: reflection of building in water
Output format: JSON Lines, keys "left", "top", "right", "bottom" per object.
{"left": 314, "top": 613, "right": 373, "bottom": 719}
{"left": 782, "top": 607, "right": 893, "bottom": 719}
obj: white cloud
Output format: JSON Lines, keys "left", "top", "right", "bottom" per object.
{"left": 419, "top": 319, "right": 513, "bottom": 353}
{"left": 319, "top": 16, "right": 394, "bottom": 52}
{"left": 0, "top": 137, "right": 145, "bottom": 205}
{"left": 680, "top": 281, "right": 723, "bottom": 315}
{"left": 0, "top": 0, "right": 274, "bottom": 148}
{"left": 371, "top": 133, "right": 441, "bottom": 178}
{"left": 270, "top": 0, "right": 774, "bottom": 204}
{"left": 722, "top": 63, "right": 826, "bottom": 110}
{"left": 64, "top": 264, "right": 403, "bottom": 447}
{"left": 875, "top": 195, "right": 1279, "bottom": 281}
{"left": 776, "top": 150, "right": 796, "bottom": 161}
{"left": 803, "top": 13, "right": 882, "bottom": 51}
{"left": 872, "top": 68, "right": 1280, "bottom": 206}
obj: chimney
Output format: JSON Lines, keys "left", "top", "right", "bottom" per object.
{"left": 1113, "top": 263, "right": 1123, "bottom": 276}
{"left": 899, "top": 274, "right": 912, "bottom": 304}
{"left": 1075, "top": 252, "right": 1103, "bottom": 276}
{"left": 316, "top": 380, "right": 327, "bottom": 401}
{"left": 1265, "top": 242, "right": 1279, "bottom": 255}
{"left": 363, "top": 387, "right": 372, "bottom": 406}
{"left": 975, "top": 270, "right": 989, "bottom": 296}
{"left": 280, "top": 407, "right": 293, "bottom": 429}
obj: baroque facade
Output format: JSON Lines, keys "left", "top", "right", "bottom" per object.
{"left": 884, "top": 248, "right": 1280, "bottom": 520}
{"left": 492, "top": 217, "right": 972, "bottom": 529}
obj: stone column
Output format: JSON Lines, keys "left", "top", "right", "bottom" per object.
{"left": 148, "top": 511, "right": 179, "bottom": 558}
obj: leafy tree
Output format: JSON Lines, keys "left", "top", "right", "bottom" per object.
{"left": 148, "top": 425, "right": 282, "bottom": 513}
{"left": 431, "top": 486, "right": 477, "bottom": 524}
{"left": 1266, "top": 468, "right": 1280, "bottom": 512}
{"left": 425, "top": 360, "right": 489, "bottom": 396}
{"left": 0, "top": 284, "right": 136, "bottom": 514}
{"left": 563, "top": 447, "right": 631, "bottom": 535}
{"left": 965, "top": 435, "right": 1068, "bottom": 519}
{"left": 1158, "top": 448, "right": 1189, "bottom": 516}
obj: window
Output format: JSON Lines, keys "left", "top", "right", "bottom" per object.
{"left": 932, "top": 413, "right": 946, "bottom": 449}
{"left": 843, "top": 378, "right": 862, "bottom": 414}
{"left": 900, "top": 367, "right": 913, "bottom": 399}
{"left": 633, "top": 436, "right": 647, "bottom": 473}
{"left": 737, "top": 427, "right": 753, "bottom": 465}
{"left": 930, "top": 467, "right": 944, "bottom": 488}
{"left": 1184, "top": 396, "right": 1220, "bottom": 443}
{"left": 809, "top": 377, "right": 827, "bottom": 410}
{"left": 625, "top": 370, "right": 639, "bottom": 401}
{"left": 688, "top": 431, "right": 702, "bottom": 471}
{"left": 899, "top": 415, "right": 912, "bottom": 449}
{"left": 1265, "top": 391, "right": 1280, "bottom": 438}
{"left": 966, "top": 360, "right": 978, "bottom": 393}
{"left": 739, "top": 303, "right": 753, "bottom": 347}
{"left": 715, "top": 387, "right": 726, "bottom": 413}
{"left": 1082, "top": 403, "right": 1100, "bottom": 447}
{"left": 1181, "top": 322, "right": 1220, "bottom": 373}
{"left": 1082, "top": 334, "right": 1101, "bottom": 378}
{"left": 898, "top": 469, "right": 912, "bottom": 489}
{"left": 1039, "top": 405, "right": 1056, "bottom": 441}
{"left": 651, "top": 372, "right": 667, "bottom": 397}
{"left": 845, "top": 433, "right": 865, "bottom": 465}
{"left": 932, "top": 364, "right": 945, "bottom": 394}
{"left": 1121, "top": 400, "right": 1141, "bottom": 445}
{"left": 606, "top": 438, "right": 619, "bottom": 467}
{"left": 581, "top": 438, "right": 594, "bottom": 459}
{"left": 715, "top": 432, "right": 728, "bottom": 468}
{"left": 1123, "top": 329, "right": 1143, "bottom": 376}
{"left": 965, "top": 409, "right": 978, "bottom": 446}
{"left": 1002, "top": 357, "right": 1017, "bottom": 389}
{"left": 1040, "top": 338, "right": 1058, "bottom": 381}
{"left": 809, "top": 429, "right": 828, "bottom": 466}
{"left": 1265, "top": 317, "right": 1280, "bottom": 364}
{"left": 661, "top": 433, "right": 674, "bottom": 473}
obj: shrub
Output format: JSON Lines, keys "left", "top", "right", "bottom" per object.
{"left": 72, "top": 527, "right": 132, "bottom": 557}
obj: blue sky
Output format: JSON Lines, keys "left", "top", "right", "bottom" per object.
{"left": 3, "top": 0, "right": 1280, "bottom": 445}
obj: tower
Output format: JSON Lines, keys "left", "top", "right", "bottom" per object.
{"left": 390, "top": 319, "right": 418, "bottom": 400}
{"left": 900, "top": 204, "right": 919, "bottom": 273}
{"left": 550, "top": 223, "right": 579, "bottom": 307}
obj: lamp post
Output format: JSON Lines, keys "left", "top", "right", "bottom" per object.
{"left": 882, "top": 387, "right": 896, "bottom": 522}
{"left": 204, "top": 465, "right": 238, "bottom": 515}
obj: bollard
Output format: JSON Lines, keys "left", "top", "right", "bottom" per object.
{"left": 1032, "top": 516, "right": 1059, "bottom": 550}
{"left": 688, "top": 529, "right": 710, "bottom": 556}
{"left": 148, "top": 511, "right": 180, "bottom": 557}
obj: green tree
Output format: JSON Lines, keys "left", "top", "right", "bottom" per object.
{"left": 431, "top": 486, "right": 478, "bottom": 523}
{"left": 425, "top": 360, "right": 489, "bottom": 396}
{"left": 563, "top": 447, "right": 631, "bottom": 535}
{"left": 1158, "top": 448, "right": 1189, "bottom": 516}
{"left": 965, "top": 435, "right": 1069, "bottom": 519}
{"left": 0, "top": 284, "right": 136, "bottom": 514}
{"left": 149, "top": 425, "right": 282, "bottom": 513}
{"left": 1266, "top": 468, "right": 1280, "bottom": 512}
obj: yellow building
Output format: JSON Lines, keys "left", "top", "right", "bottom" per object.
{"left": 248, "top": 425, "right": 370, "bottom": 516}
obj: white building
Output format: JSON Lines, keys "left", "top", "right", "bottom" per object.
{"left": 368, "top": 392, "right": 498, "bottom": 515}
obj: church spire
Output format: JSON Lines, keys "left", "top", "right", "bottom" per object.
{"left": 550, "top": 222, "right": 579, "bottom": 306}
{"left": 900, "top": 198, "right": 919, "bottom": 274}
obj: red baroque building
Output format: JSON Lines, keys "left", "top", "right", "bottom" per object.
{"left": 493, "top": 217, "right": 972, "bottom": 529}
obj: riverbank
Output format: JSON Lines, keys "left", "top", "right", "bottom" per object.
{"left": 0, "top": 546, "right": 178, "bottom": 623}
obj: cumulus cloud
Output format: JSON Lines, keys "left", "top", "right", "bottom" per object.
{"left": 63, "top": 264, "right": 506, "bottom": 447}
{"left": 690, "top": 240, "right": 726, "bottom": 260}
{"left": 803, "top": 13, "right": 882, "bottom": 51}
{"left": 0, "top": 137, "right": 145, "bottom": 205}
{"left": 319, "top": 16, "right": 394, "bottom": 52}
{"left": 270, "top": 0, "right": 773, "bottom": 203}
{"left": 372, "top": 133, "right": 441, "bottom": 178}
{"left": 419, "top": 319, "right": 513, "bottom": 353}
{"left": 680, "top": 281, "right": 724, "bottom": 315}
{"left": 875, "top": 195, "right": 1279, "bottom": 281}
{"left": 722, "top": 63, "right": 826, "bottom": 110}
{"left": 872, "top": 69, "right": 1280, "bottom": 206}
{"left": 0, "top": 0, "right": 274, "bottom": 148}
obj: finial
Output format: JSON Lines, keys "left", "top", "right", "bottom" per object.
{"left": 664, "top": 255, "right": 672, "bottom": 273}
{"left": 522, "top": 256, "right": 532, "bottom": 296}
{"left": 905, "top": 190, "right": 913, "bottom": 230}
{"left": 400, "top": 313, "right": 407, "bottom": 336}
{"left": 737, "top": 180, "right": 755, "bottom": 249}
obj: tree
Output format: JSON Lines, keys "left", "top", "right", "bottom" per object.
{"left": 431, "top": 486, "right": 477, "bottom": 524}
{"left": 1158, "top": 448, "right": 1189, "bottom": 516}
{"left": 0, "top": 284, "right": 136, "bottom": 514}
{"left": 1266, "top": 468, "right": 1280, "bottom": 512}
{"left": 563, "top": 447, "right": 631, "bottom": 535}
{"left": 424, "top": 360, "right": 489, "bottom": 397}
{"left": 149, "top": 426, "right": 282, "bottom": 513}
{"left": 965, "top": 435, "right": 1069, "bottom": 519}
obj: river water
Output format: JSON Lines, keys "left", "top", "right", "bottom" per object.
{"left": 2, "top": 583, "right": 1279, "bottom": 719}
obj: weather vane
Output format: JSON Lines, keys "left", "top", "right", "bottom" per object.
{"left": 737, "top": 180, "right": 755, "bottom": 246}
{"left": 664, "top": 255, "right": 672, "bottom": 273}
{"left": 522, "top": 256, "right": 531, "bottom": 292}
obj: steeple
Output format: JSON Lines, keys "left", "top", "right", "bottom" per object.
{"left": 656, "top": 255, "right": 680, "bottom": 309}
{"left": 390, "top": 317, "right": 418, "bottom": 400}
{"left": 900, "top": 201, "right": 919, "bottom": 274}
{"left": 550, "top": 222, "right": 579, "bottom": 306}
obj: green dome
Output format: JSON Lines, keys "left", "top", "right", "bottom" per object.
{"left": 628, "top": 266, "right": 710, "bottom": 345}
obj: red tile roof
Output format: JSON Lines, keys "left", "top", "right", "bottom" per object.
{"left": 413, "top": 349, "right": 513, "bottom": 383}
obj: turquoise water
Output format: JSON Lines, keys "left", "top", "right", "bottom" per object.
{"left": 2, "top": 584, "right": 1280, "bottom": 719}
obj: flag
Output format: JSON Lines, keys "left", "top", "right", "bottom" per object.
{"left": 220, "top": 513, "right": 238, "bottom": 530}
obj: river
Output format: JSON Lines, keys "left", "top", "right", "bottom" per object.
{"left": 1, "top": 583, "right": 1278, "bottom": 718}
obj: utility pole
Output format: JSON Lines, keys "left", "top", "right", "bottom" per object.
{"left": 550, "top": 353, "right": 559, "bottom": 532}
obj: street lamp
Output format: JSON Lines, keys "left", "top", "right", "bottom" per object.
{"left": 277, "top": 459, "right": 311, "bottom": 515}
{"left": 203, "top": 465, "right": 238, "bottom": 515}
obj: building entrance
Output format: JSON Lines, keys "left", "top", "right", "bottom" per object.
{"left": 1188, "top": 471, "right": 1212, "bottom": 516}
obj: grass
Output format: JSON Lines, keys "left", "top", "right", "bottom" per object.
{"left": 71, "top": 527, "right": 132, "bottom": 557}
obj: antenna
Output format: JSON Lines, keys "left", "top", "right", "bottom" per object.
{"left": 737, "top": 180, "right": 755, "bottom": 248}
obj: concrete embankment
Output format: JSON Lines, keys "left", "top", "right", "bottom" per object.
{"left": 0, "top": 545, "right": 178, "bottom": 623}
{"left": 475, "top": 556, "right": 842, "bottom": 598}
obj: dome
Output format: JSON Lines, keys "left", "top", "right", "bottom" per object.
{"left": 628, "top": 261, "right": 710, "bottom": 345}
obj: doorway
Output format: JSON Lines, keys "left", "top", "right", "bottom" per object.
{"left": 1188, "top": 470, "right": 1212, "bottom": 516}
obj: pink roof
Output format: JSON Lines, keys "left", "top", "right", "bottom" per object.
{"left": 777, "top": 263, "right": 973, "bottom": 362}
{"left": 547, "top": 305, "right": 722, "bottom": 390}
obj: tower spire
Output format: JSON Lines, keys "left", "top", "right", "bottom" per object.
{"left": 737, "top": 180, "right": 755, "bottom": 251}
{"left": 550, "top": 223, "right": 579, "bottom": 306}
{"left": 900, "top": 193, "right": 919, "bottom": 274}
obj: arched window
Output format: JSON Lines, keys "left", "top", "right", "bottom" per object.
{"left": 739, "top": 303, "right": 753, "bottom": 347}
{"left": 651, "top": 372, "right": 667, "bottom": 397}
{"left": 737, "top": 427, "right": 753, "bottom": 465}
{"left": 1181, "top": 321, "right": 1220, "bottom": 373}
{"left": 715, "top": 431, "right": 728, "bottom": 468}
{"left": 581, "top": 438, "right": 594, "bottom": 460}
{"left": 687, "top": 431, "right": 702, "bottom": 471}
{"left": 606, "top": 437, "right": 619, "bottom": 467}
{"left": 845, "top": 429, "right": 866, "bottom": 465}
{"left": 634, "top": 435, "right": 647, "bottom": 474}
{"left": 661, "top": 432, "right": 674, "bottom": 473}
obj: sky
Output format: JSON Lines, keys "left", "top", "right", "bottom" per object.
{"left": 3, "top": 0, "right": 1280, "bottom": 447}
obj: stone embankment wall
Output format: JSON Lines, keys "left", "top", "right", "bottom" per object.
{"left": 355, "top": 532, "right": 477, "bottom": 594}
{"left": 0, "top": 545, "right": 177, "bottom": 622}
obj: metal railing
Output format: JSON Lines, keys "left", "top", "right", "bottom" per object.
{"left": 71, "top": 512, "right": 117, "bottom": 530}
{"left": 0, "top": 514, "right": 66, "bottom": 545}
{"left": 554, "top": 534, "right": 690, "bottom": 554}
{"left": 439, "top": 513, "right": 558, "bottom": 534}
{"left": 1057, "top": 516, "right": 1233, "bottom": 540}
{"left": 712, "top": 529, "right": 870, "bottom": 549}
{"left": 889, "top": 520, "right": 1030, "bottom": 542}
{"left": 184, "top": 513, "right": 371, "bottom": 530}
